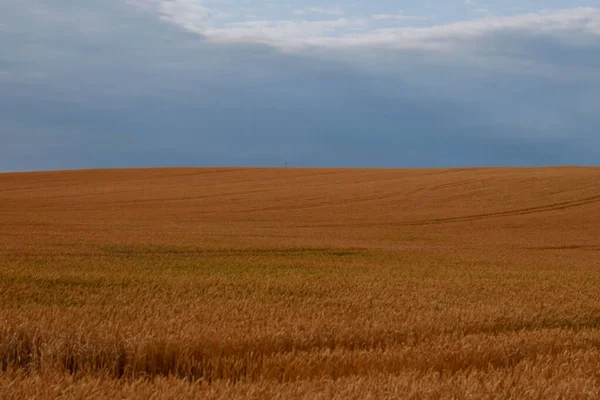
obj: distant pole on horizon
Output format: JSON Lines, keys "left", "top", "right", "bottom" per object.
{"left": 285, "top": 161, "right": 288, "bottom": 168}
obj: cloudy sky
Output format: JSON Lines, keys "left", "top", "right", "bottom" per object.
{"left": 1, "top": 1, "right": 599, "bottom": 171}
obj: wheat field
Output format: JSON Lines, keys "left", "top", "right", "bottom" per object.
{"left": 1, "top": 167, "right": 599, "bottom": 399}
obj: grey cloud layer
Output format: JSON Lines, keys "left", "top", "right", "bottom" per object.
{"left": 0, "top": 1, "right": 599, "bottom": 171}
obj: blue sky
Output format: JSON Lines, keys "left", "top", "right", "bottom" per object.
{"left": 1, "top": 1, "right": 599, "bottom": 171}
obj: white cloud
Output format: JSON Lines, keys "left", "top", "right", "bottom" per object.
{"left": 292, "top": 7, "right": 344, "bottom": 16}
{"left": 463, "top": 0, "right": 488, "bottom": 15}
{"left": 307, "top": 8, "right": 600, "bottom": 50}
{"left": 371, "top": 13, "right": 429, "bottom": 21}
{"left": 205, "top": 18, "right": 361, "bottom": 44}
{"left": 134, "top": 0, "right": 229, "bottom": 31}
{"left": 133, "top": 2, "right": 600, "bottom": 53}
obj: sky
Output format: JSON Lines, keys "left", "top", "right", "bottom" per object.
{"left": 1, "top": 1, "right": 599, "bottom": 171}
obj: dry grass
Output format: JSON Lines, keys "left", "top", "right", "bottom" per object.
{"left": 1, "top": 167, "right": 599, "bottom": 398}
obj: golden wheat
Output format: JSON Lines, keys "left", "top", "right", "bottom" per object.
{"left": 1, "top": 167, "right": 599, "bottom": 398}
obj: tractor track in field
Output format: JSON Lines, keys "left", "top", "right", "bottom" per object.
{"left": 295, "top": 193, "right": 600, "bottom": 228}
{"left": 398, "top": 194, "right": 600, "bottom": 226}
